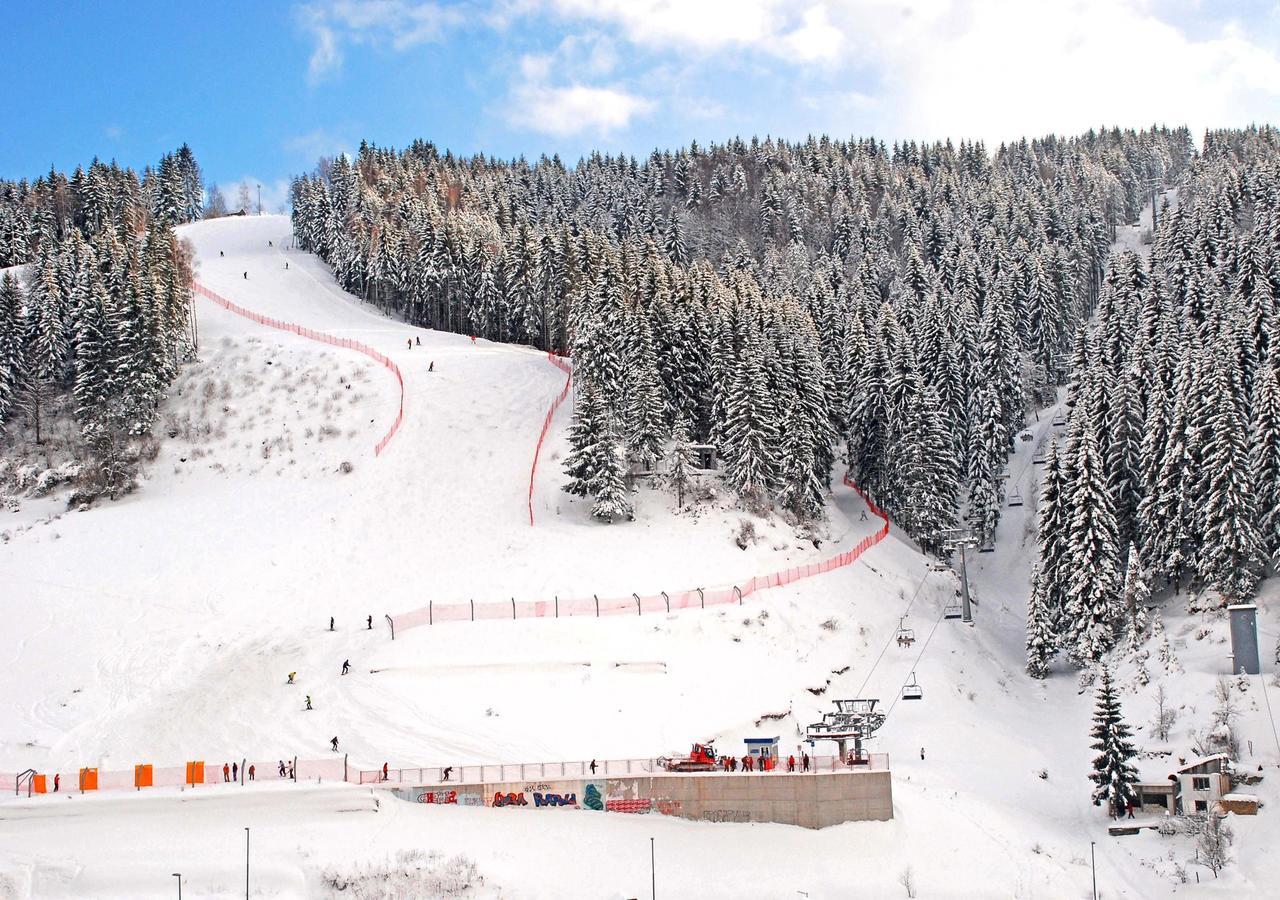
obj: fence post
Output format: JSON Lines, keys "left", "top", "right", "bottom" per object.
{"left": 344, "top": 754, "right": 348, "bottom": 783}
{"left": 512, "top": 597, "right": 516, "bottom": 620}
{"left": 698, "top": 588, "right": 704, "bottom": 609}
{"left": 633, "top": 593, "right": 641, "bottom": 616}
{"left": 470, "top": 599, "right": 475, "bottom": 621}
{"left": 734, "top": 586, "right": 742, "bottom": 605}
{"left": 429, "top": 601, "right": 433, "bottom": 626}
{"left": 385, "top": 614, "right": 395, "bottom": 640}
{"left": 594, "top": 595, "right": 600, "bottom": 617}
{"left": 661, "top": 591, "right": 670, "bottom": 613}
{"left": 555, "top": 595, "right": 558, "bottom": 618}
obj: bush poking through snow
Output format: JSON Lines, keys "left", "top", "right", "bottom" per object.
{"left": 338, "top": 460, "right": 354, "bottom": 475}
{"left": 321, "top": 849, "right": 484, "bottom": 898}
{"left": 898, "top": 866, "right": 917, "bottom": 898}
{"left": 734, "top": 518, "right": 758, "bottom": 550}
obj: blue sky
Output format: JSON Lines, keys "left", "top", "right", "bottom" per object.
{"left": 3, "top": 1, "right": 1279, "bottom": 210}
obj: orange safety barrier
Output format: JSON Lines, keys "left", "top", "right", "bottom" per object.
{"left": 191, "top": 281, "right": 406, "bottom": 457}
{"left": 135, "top": 764, "right": 153, "bottom": 789}
{"left": 392, "top": 472, "right": 890, "bottom": 632}
{"left": 186, "top": 761, "right": 205, "bottom": 785}
{"left": 33, "top": 774, "right": 46, "bottom": 794}
{"left": 528, "top": 352, "right": 573, "bottom": 525}
{"left": 79, "top": 768, "right": 98, "bottom": 792}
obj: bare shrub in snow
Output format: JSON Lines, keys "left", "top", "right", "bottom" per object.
{"left": 898, "top": 866, "right": 917, "bottom": 898}
{"left": 320, "top": 848, "right": 484, "bottom": 898}
{"left": 819, "top": 618, "right": 839, "bottom": 631}
{"left": 1150, "top": 684, "right": 1177, "bottom": 742}
{"left": 338, "top": 460, "right": 354, "bottom": 475}
{"left": 734, "top": 519, "right": 757, "bottom": 550}
{"left": 1196, "top": 813, "right": 1232, "bottom": 877}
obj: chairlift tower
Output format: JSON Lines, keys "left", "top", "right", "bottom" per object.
{"left": 805, "top": 699, "right": 886, "bottom": 762}
{"left": 942, "top": 527, "right": 978, "bottom": 626}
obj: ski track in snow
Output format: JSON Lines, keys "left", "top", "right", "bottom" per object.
{"left": 1, "top": 206, "right": 1277, "bottom": 898}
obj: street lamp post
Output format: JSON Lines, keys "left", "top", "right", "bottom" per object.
{"left": 256, "top": 184, "right": 262, "bottom": 216}
{"left": 1090, "top": 840, "right": 1097, "bottom": 900}
{"left": 172, "top": 872, "right": 182, "bottom": 900}
{"left": 650, "top": 836, "right": 656, "bottom": 900}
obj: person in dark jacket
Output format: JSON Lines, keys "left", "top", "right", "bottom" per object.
{"left": 341, "top": 659, "right": 350, "bottom": 676}
{"left": 330, "top": 736, "right": 339, "bottom": 752}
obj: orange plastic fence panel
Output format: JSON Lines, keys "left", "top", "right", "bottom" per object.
{"left": 186, "top": 761, "right": 205, "bottom": 785}
{"left": 135, "top": 764, "right": 153, "bottom": 789}
{"left": 79, "top": 768, "right": 98, "bottom": 791}
{"left": 33, "top": 774, "right": 46, "bottom": 794}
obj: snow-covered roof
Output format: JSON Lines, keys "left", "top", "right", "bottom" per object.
{"left": 1174, "top": 753, "right": 1230, "bottom": 774}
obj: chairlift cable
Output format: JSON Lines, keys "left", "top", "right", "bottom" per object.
{"left": 851, "top": 570, "right": 933, "bottom": 700}
{"left": 883, "top": 596, "right": 951, "bottom": 724}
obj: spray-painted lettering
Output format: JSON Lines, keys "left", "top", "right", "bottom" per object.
{"left": 533, "top": 791, "right": 578, "bottom": 807}
{"left": 416, "top": 790, "right": 457, "bottom": 804}
{"left": 492, "top": 791, "right": 528, "bottom": 807}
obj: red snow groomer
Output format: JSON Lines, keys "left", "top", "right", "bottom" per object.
{"left": 658, "top": 742, "right": 718, "bottom": 772}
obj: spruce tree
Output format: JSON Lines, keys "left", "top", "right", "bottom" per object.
{"left": 1089, "top": 664, "right": 1140, "bottom": 819}
{"left": 1064, "top": 422, "right": 1123, "bottom": 663}
{"left": 667, "top": 413, "right": 695, "bottom": 510}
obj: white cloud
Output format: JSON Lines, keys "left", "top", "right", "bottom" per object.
{"left": 508, "top": 67, "right": 653, "bottom": 136}
{"left": 529, "top": 0, "right": 1280, "bottom": 143}
{"left": 296, "top": 1, "right": 464, "bottom": 83}
{"left": 283, "top": 129, "right": 354, "bottom": 165}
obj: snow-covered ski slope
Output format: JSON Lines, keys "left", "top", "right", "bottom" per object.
{"left": 2, "top": 213, "right": 1278, "bottom": 898}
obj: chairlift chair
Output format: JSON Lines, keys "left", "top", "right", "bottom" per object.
{"left": 996, "top": 467, "right": 1010, "bottom": 481}
{"left": 895, "top": 616, "right": 916, "bottom": 648}
{"left": 978, "top": 536, "right": 995, "bottom": 554}
{"left": 1051, "top": 414, "right": 1066, "bottom": 427}
{"left": 943, "top": 599, "right": 962, "bottom": 619}
{"left": 1032, "top": 451, "right": 1047, "bottom": 465}
{"left": 1008, "top": 488, "right": 1024, "bottom": 508}
{"left": 901, "top": 672, "right": 923, "bottom": 701}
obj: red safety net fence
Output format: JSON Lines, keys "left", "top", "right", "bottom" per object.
{"left": 192, "top": 281, "right": 405, "bottom": 456}
{"left": 528, "top": 352, "right": 574, "bottom": 525}
{"left": 391, "top": 472, "right": 890, "bottom": 633}
{"left": 6, "top": 757, "right": 345, "bottom": 797}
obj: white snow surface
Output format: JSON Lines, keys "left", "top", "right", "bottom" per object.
{"left": 2, "top": 214, "right": 1279, "bottom": 898}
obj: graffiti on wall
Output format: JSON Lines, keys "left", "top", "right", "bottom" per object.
{"left": 416, "top": 790, "right": 458, "bottom": 805}
{"left": 533, "top": 791, "right": 578, "bottom": 807}
{"left": 492, "top": 792, "right": 528, "bottom": 807}
{"left": 583, "top": 782, "right": 604, "bottom": 811}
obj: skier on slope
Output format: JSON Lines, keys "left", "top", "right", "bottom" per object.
{"left": 415, "top": 337, "right": 420, "bottom": 346}
{"left": 330, "top": 736, "right": 339, "bottom": 752}
{"left": 243, "top": 272, "right": 248, "bottom": 280}
{"left": 305, "top": 695, "right": 313, "bottom": 711}
{"left": 287, "top": 672, "right": 296, "bottom": 684}
{"left": 329, "top": 616, "right": 334, "bottom": 631}
{"left": 278, "top": 760, "right": 286, "bottom": 777}
{"left": 341, "top": 659, "right": 350, "bottom": 676}
{"left": 366, "top": 615, "right": 372, "bottom": 630}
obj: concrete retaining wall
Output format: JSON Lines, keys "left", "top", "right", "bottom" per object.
{"left": 391, "top": 769, "right": 892, "bottom": 829}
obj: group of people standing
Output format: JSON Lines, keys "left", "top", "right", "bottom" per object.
{"left": 719, "top": 752, "right": 813, "bottom": 773}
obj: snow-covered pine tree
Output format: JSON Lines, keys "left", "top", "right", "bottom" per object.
{"left": 1025, "top": 576, "right": 1057, "bottom": 679}
{"left": 1088, "top": 664, "right": 1140, "bottom": 819}
{"left": 1121, "top": 542, "right": 1151, "bottom": 654}
{"left": 1249, "top": 361, "right": 1280, "bottom": 569}
{"left": 667, "top": 413, "right": 695, "bottom": 510}
{"left": 0, "top": 273, "right": 22, "bottom": 426}
{"left": 1063, "top": 421, "right": 1123, "bottom": 663}
{"left": 563, "top": 380, "right": 609, "bottom": 500}
{"left": 1198, "top": 343, "right": 1262, "bottom": 603}
{"left": 722, "top": 331, "right": 778, "bottom": 504}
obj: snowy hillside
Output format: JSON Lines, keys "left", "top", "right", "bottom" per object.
{"left": 2, "top": 213, "right": 1278, "bottom": 899}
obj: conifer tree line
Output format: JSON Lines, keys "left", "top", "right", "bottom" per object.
{"left": 291, "top": 128, "right": 1192, "bottom": 530}
{"left": 1028, "top": 125, "right": 1280, "bottom": 675}
{"left": 0, "top": 146, "right": 201, "bottom": 494}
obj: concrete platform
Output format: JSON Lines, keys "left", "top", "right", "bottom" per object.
{"left": 389, "top": 768, "right": 893, "bottom": 828}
